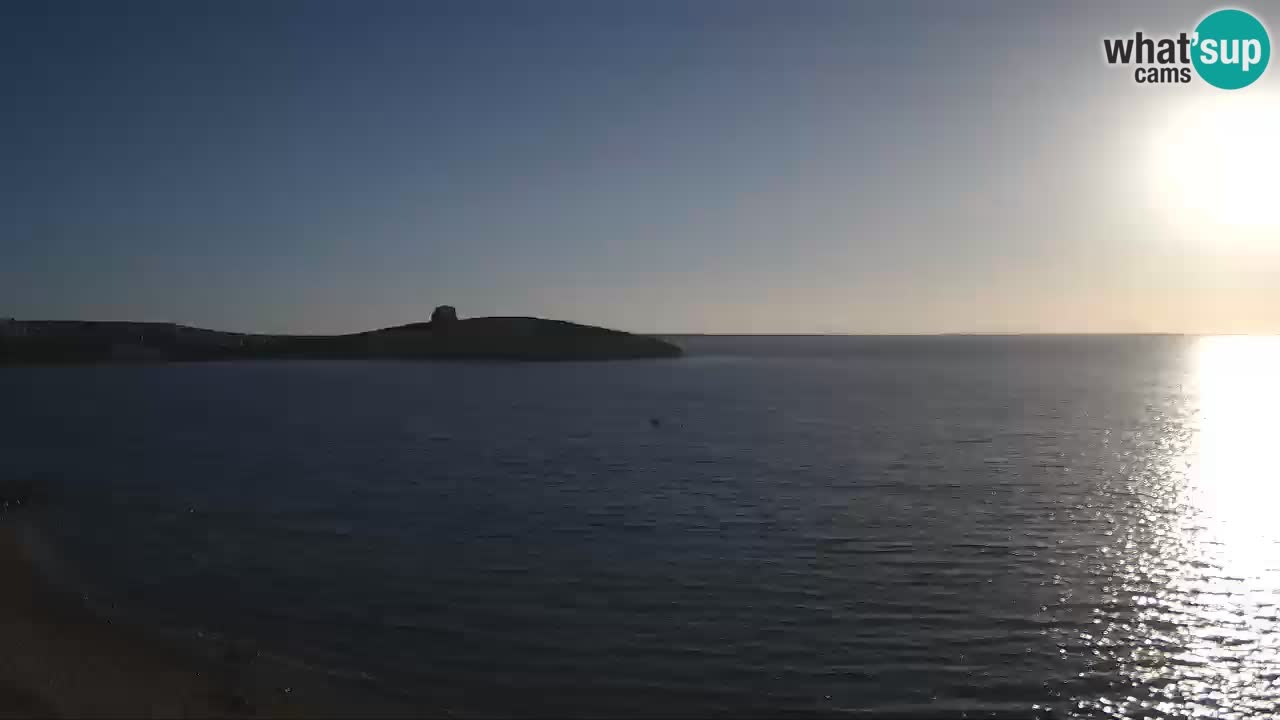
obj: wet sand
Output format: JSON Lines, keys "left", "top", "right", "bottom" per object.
{"left": 0, "top": 521, "right": 418, "bottom": 718}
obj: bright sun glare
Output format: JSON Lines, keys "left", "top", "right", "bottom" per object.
{"left": 1150, "top": 93, "right": 1280, "bottom": 229}
{"left": 1192, "top": 335, "right": 1280, "bottom": 575}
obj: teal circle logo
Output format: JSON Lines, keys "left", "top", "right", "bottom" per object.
{"left": 1193, "top": 9, "right": 1270, "bottom": 89}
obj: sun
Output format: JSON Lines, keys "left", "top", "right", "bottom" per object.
{"left": 1148, "top": 92, "right": 1280, "bottom": 229}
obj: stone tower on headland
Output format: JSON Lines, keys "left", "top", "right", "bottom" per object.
{"left": 431, "top": 305, "right": 458, "bottom": 325}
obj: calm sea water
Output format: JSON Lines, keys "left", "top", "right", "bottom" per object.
{"left": 4, "top": 336, "right": 1280, "bottom": 718}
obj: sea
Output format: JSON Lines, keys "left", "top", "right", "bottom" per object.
{"left": 3, "top": 335, "right": 1279, "bottom": 718}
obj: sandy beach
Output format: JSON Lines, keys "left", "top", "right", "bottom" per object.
{"left": 0, "top": 519, "right": 416, "bottom": 718}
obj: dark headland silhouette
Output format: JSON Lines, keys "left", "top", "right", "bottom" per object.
{"left": 0, "top": 307, "right": 683, "bottom": 364}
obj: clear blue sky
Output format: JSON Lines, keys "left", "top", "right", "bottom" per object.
{"left": 4, "top": 1, "right": 1279, "bottom": 334}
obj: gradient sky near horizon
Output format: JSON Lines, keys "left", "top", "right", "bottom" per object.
{"left": 4, "top": 0, "right": 1279, "bottom": 334}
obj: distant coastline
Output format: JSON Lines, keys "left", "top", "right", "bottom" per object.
{"left": 0, "top": 308, "right": 683, "bottom": 365}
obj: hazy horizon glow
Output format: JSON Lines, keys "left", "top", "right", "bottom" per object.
{"left": 4, "top": 1, "right": 1279, "bottom": 335}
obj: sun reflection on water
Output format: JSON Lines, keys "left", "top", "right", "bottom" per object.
{"left": 1192, "top": 336, "right": 1280, "bottom": 583}
{"left": 1099, "top": 336, "right": 1280, "bottom": 718}
{"left": 1177, "top": 336, "right": 1280, "bottom": 716}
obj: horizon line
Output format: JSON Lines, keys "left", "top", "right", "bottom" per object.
{"left": 5, "top": 319, "right": 1276, "bottom": 339}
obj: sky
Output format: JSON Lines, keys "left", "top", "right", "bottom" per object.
{"left": 3, "top": 0, "right": 1279, "bottom": 334}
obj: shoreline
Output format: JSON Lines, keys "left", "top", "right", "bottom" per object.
{"left": 0, "top": 519, "right": 420, "bottom": 718}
